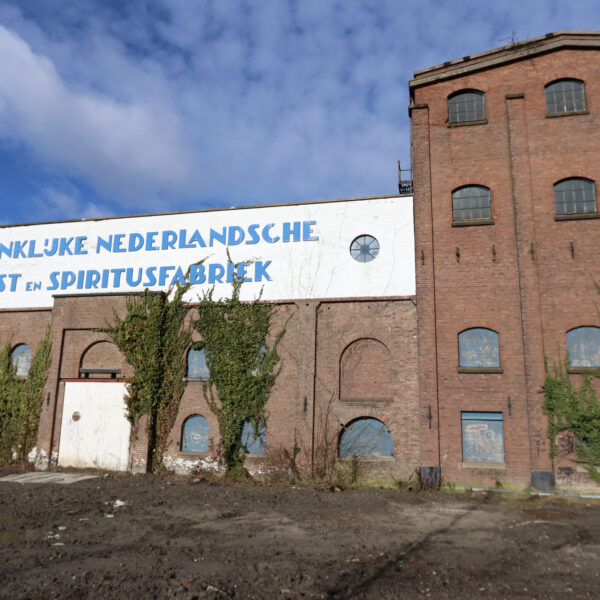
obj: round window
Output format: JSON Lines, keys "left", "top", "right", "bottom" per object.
{"left": 350, "top": 235, "right": 380, "bottom": 263}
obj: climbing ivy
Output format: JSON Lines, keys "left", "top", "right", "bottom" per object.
{"left": 193, "top": 272, "right": 285, "bottom": 476}
{"left": 0, "top": 326, "right": 52, "bottom": 464}
{"left": 101, "top": 285, "right": 191, "bottom": 473}
{"left": 541, "top": 358, "right": 600, "bottom": 481}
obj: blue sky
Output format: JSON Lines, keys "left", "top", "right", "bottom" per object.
{"left": 0, "top": 0, "right": 597, "bottom": 224}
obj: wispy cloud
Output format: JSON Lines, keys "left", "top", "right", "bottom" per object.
{"left": 0, "top": 0, "right": 598, "bottom": 220}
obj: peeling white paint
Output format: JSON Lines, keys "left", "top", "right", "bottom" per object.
{"left": 27, "top": 446, "right": 37, "bottom": 463}
{"left": 162, "top": 454, "right": 223, "bottom": 475}
{"left": 58, "top": 381, "right": 130, "bottom": 471}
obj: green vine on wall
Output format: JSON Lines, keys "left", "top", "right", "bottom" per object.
{"left": 541, "top": 358, "right": 600, "bottom": 481}
{"left": 0, "top": 326, "right": 52, "bottom": 464}
{"left": 193, "top": 272, "right": 285, "bottom": 476}
{"left": 101, "top": 285, "right": 191, "bottom": 473}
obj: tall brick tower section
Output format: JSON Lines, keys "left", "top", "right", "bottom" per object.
{"left": 410, "top": 32, "right": 600, "bottom": 489}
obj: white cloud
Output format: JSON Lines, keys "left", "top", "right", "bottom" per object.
{"left": 0, "top": 0, "right": 598, "bottom": 220}
{"left": 0, "top": 23, "right": 193, "bottom": 208}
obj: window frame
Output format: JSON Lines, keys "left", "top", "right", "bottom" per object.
{"left": 447, "top": 89, "right": 486, "bottom": 125}
{"left": 186, "top": 347, "right": 210, "bottom": 380}
{"left": 458, "top": 328, "right": 502, "bottom": 373}
{"left": 566, "top": 326, "right": 600, "bottom": 373}
{"left": 11, "top": 343, "right": 32, "bottom": 378}
{"left": 180, "top": 414, "right": 210, "bottom": 454}
{"left": 451, "top": 185, "right": 493, "bottom": 225}
{"left": 338, "top": 417, "right": 394, "bottom": 458}
{"left": 350, "top": 234, "right": 380, "bottom": 263}
{"left": 545, "top": 78, "right": 587, "bottom": 116}
{"left": 461, "top": 411, "right": 505, "bottom": 465}
{"left": 242, "top": 421, "right": 267, "bottom": 455}
{"left": 553, "top": 177, "right": 597, "bottom": 218}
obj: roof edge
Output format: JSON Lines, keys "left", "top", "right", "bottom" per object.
{"left": 0, "top": 193, "right": 412, "bottom": 229}
{"left": 410, "top": 31, "right": 600, "bottom": 89}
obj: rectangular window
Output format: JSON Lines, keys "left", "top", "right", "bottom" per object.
{"left": 461, "top": 412, "right": 504, "bottom": 463}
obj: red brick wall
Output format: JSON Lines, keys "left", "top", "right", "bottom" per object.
{"left": 314, "top": 299, "right": 419, "bottom": 480}
{"left": 411, "top": 46, "right": 600, "bottom": 486}
{"left": 0, "top": 292, "right": 417, "bottom": 476}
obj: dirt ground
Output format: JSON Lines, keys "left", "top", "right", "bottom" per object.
{"left": 1, "top": 470, "right": 600, "bottom": 599}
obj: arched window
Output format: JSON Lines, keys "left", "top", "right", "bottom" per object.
{"left": 554, "top": 178, "right": 596, "bottom": 215}
{"left": 545, "top": 79, "right": 586, "bottom": 115}
{"left": 567, "top": 327, "right": 600, "bottom": 368}
{"left": 11, "top": 344, "right": 32, "bottom": 378}
{"left": 339, "top": 418, "right": 393, "bottom": 457}
{"left": 448, "top": 90, "right": 485, "bottom": 123}
{"left": 181, "top": 415, "right": 209, "bottom": 452}
{"left": 242, "top": 421, "right": 266, "bottom": 454}
{"left": 452, "top": 185, "right": 491, "bottom": 222}
{"left": 187, "top": 348, "right": 209, "bottom": 379}
{"left": 458, "top": 328, "right": 500, "bottom": 369}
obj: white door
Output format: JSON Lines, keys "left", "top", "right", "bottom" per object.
{"left": 58, "top": 381, "right": 131, "bottom": 471}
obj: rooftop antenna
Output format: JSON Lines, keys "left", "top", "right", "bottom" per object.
{"left": 499, "top": 29, "right": 519, "bottom": 46}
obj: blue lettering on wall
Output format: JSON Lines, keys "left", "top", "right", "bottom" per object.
{"left": 0, "top": 273, "right": 21, "bottom": 292}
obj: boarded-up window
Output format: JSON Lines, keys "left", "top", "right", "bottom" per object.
{"left": 181, "top": 415, "right": 209, "bottom": 452}
{"left": 11, "top": 344, "right": 31, "bottom": 378}
{"left": 187, "top": 348, "right": 209, "bottom": 379}
{"left": 567, "top": 326, "right": 600, "bottom": 368}
{"left": 340, "top": 339, "right": 392, "bottom": 403}
{"left": 461, "top": 412, "right": 504, "bottom": 463}
{"left": 242, "top": 421, "right": 266, "bottom": 455}
{"left": 339, "top": 418, "right": 393, "bottom": 457}
{"left": 458, "top": 328, "right": 500, "bottom": 368}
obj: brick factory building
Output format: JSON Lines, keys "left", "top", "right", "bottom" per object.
{"left": 1, "top": 31, "right": 600, "bottom": 490}
{"left": 410, "top": 31, "right": 600, "bottom": 490}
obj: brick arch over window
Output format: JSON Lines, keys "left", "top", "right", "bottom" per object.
{"left": 340, "top": 338, "right": 393, "bottom": 402}
{"left": 80, "top": 341, "right": 124, "bottom": 379}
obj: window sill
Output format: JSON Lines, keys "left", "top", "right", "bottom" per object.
{"left": 179, "top": 451, "right": 209, "bottom": 456}
{"left": 185, "top": 377, "right": 209, "bottom": 382}
{"left": 461, "top": 461, "right": 506, "bottom": 470}
{"left": 546, "top": 110, "right": 589, "bottom": 118}
{"left": 338, "top": 455, "right": 394, "bottom": 461}
{"left": 555, "top": 212, "right": 600, "bottom": 221}
{"left": 458, "top": 367, "right": 503, "bottom": 374}
{"left": 452, "top": 219, "right": 494, "bottom": 227}
{"left": 568, "top": 367, "right": 600, "bottom": 374}
{"left": 447, "top": 119, "right": 488, "bottom": 128}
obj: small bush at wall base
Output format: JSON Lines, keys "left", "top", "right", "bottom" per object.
{"left": 0, "top": 326, "right": 52, "bottom": 464}
{"left": 541, "top": 358, "right": 600, "bottom": 482}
